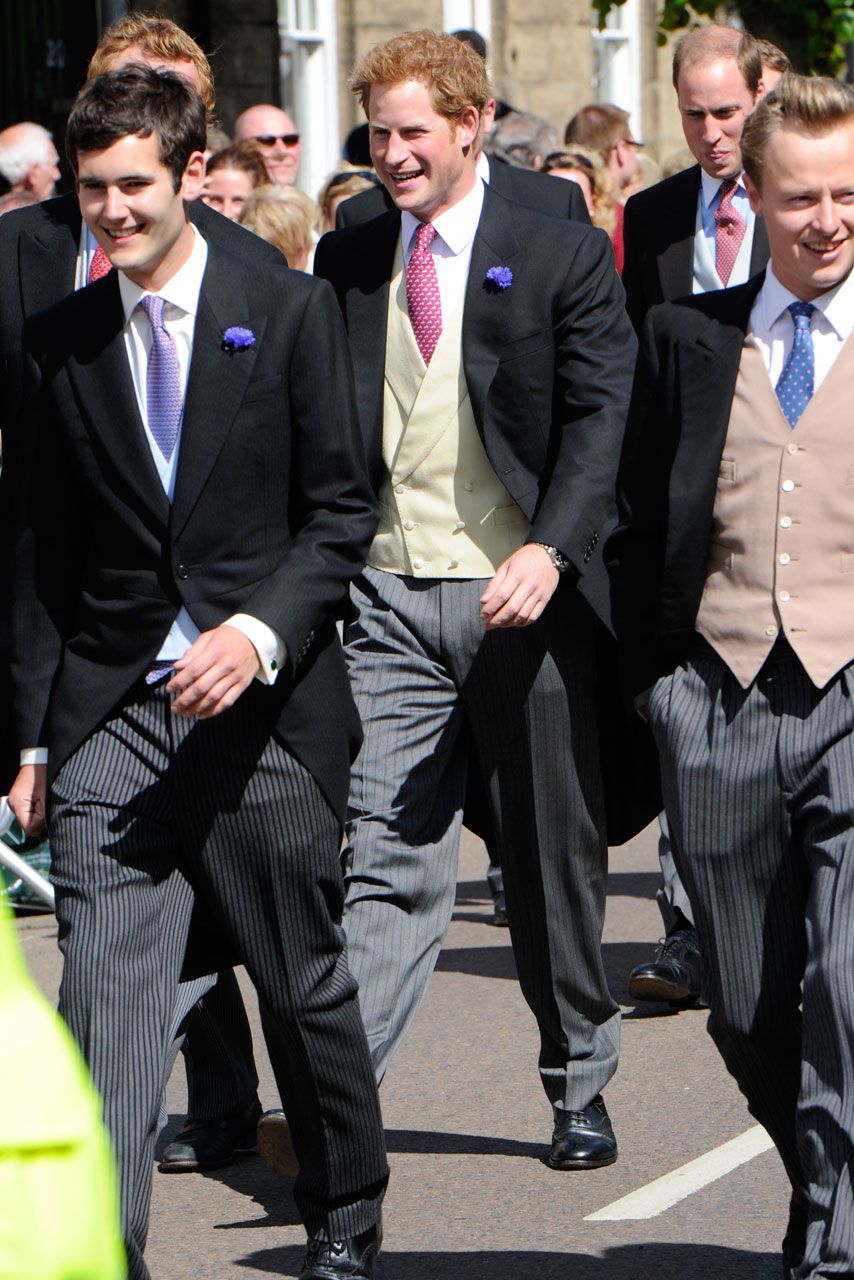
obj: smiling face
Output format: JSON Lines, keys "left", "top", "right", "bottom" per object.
{"left": 234, "top": 105, "right": 300, "bottom": 185}
{"left": 677, "top": 58, "right": 757, "bottom": 179}
{"left": 77, "top": 131, "right": 205, "bottom": 291}
{"left": 201, "top": 166, "right": 254, "bottom": 220}
{"left": 745, "top": 120, "right": 854, "bottom": 301}
{"left": 368, "top": 79, "right": 479, "bottom": 222}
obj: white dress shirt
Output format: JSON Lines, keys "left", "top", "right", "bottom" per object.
{"left": 401, "top": 175, "right": 485, "bottom": 319}
{"left": 694, "top": 169, "right": 756, "bottom": 293}
{"left": 21, "top": 225, "right": 283, "bottom": 766}
{"left": 748, "top": 261, "right": 854, "bottom": 388}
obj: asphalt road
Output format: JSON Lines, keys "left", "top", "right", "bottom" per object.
{"left": 16, "top": 821, "right": 790, "bottom": 1279}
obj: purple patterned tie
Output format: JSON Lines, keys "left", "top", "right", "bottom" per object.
{"left": 140, "top": 295, "right": 182, "bottom": 462}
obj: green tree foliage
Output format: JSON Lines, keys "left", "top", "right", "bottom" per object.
{"left": 591, "top": 0, "right": 854, "bottom": 76}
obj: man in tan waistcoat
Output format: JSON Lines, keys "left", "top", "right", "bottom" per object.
{"left": 315, "top": 29, "right": 640, "bottom": 1169}
{"left": 608, "top": 74, "right": 854, "bottom": 1280}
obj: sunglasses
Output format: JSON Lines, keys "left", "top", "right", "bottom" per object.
{"left": 253, "top": 133, "right": 300, "bottom": 147}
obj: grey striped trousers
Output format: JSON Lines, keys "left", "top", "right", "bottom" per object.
{"left": 49, "top": 681, "right": 388, "bottom": 1280}
{"left": 650, "top": 646, "right": 854, "bottom": 1277}
{"left": 342, "top": 567, "right": 620, "bottom": 1112}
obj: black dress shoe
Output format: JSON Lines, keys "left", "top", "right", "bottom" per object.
{"left": 782, "top": 1193, "right": 808, "bottom": 1279}
{"left": 491, "top": 890, "right": 509, "bottom": 927}
{"left": 628, "top": 926, "right": 702, "bottom": 1006}
{"left": 299, "top": 1224, "right": 381, "bottom": 1279}
{"left": 158, "top": 1097, "right": 261, "bottom": 1173}
{"left": 547, "top": 1095, "right": 617, "bottom": 1170}
{"left": 256, "top": 1107, "right": 299, "bottom": 1178}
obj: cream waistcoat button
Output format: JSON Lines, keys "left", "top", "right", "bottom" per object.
{"left": 779, "top": 590, "right": 790, "bottom": 601}
{"left": 779, "top": 553, "right": 791, "bottom": 565}
{"left": 782, "top": 480, "right": 794, "bottom": 492}
{"left": 413, "top": 558, "right": 423, "bottom": 569}
{"left": 395, "top": 483, "right": 406, "bottom": 494}
{"left": 780, "top": 516, "right": 792, "bottom": 528}
{"left": 765, "top": 625, "right": 777, "bottom": 637}
{"left": 403, "top": 520, "right": 415, "bottom": 531}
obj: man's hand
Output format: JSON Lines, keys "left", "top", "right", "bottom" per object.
{"left": 480, "top": 544, "right": 560, "bottom": 629}
{"left": 8, "top": 764, "right": 47, "bottom": 836}
{"left": 167, "top": 625, "right": 261, "bottom": 719}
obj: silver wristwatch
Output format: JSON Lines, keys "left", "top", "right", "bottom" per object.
{"left": 533, "top": 542, "right": 570, "bottom": 573}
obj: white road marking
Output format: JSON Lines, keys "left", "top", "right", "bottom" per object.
{"left": 584, "top": 1125, "right": 775, "bottom": 1221}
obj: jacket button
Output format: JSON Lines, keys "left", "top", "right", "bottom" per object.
{"left": 177, "top": 564, "right": 190, "bottom": 580}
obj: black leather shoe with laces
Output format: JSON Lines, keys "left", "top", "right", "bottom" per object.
{"left": 628, "top": 926, "right": 702, "bottom": 1006}
{"left": 158, "top": 1097, "right": 261, "bottom": 1173}
{"left": 298, "top": 1224, "right": 381, "bottom": 1279}
{"left": 547, "top": 1094, "right": 617, "bottom": 1170}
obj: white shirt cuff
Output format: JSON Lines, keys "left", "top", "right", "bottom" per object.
{"left": 224, "top": 614, "right": 286, "bottom": 685}
{"left": 20, "top": 748, "right": 48, "bottom": 766}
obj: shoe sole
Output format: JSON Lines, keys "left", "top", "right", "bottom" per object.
{"left": 256, "top": 1111, "right": 300, "bottom": 1178}
{"left": 546, "top": 1150, "right": 618, "bottom": 1171}
{"left": 628, "top": 974, "right": 700, "bottom": 1004}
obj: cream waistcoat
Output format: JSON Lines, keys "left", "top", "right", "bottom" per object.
{"left": 695, "top": 333, "right": 854, "bottom": 688}
{"left": 367, "top": 241, "right": 530, "bottom": 578}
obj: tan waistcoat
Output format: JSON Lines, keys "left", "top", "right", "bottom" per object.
{"left": 366, "top": 242, "right": 530, "bottom": 578}
{"left": 695, "top": 334, "right": 854, "bottom": 689}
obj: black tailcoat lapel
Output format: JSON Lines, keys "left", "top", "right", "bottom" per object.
{"left": 18, "top": 194, "right": 80, "bottom": 318}
{"left": 170, "top": 243, "right": 266, "bottom": 540}
{"left": 657, "top": 167, "right": 701, "bottom": 300}
{"left": 462, "top": 183, "right": 523, "bottom": 434}
{"left": 339, "top": 211, "right": 398, "bottom": 478}
{"left": 63, "top": 272, "right": 170, "bottom": 530}
{"left": 664, "top": 275, "right": 764, "bottom": 607}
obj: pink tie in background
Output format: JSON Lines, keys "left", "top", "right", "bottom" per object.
{"left": 406, "top": 222, "right": 442, "bottom": 365}
{"left": 714, "top": 178, "right": 746, "bottom": 286}
{"left": 88, "top": 244, "right": 113, "bottom": 284}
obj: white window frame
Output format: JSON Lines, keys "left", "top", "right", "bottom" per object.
{"left": 278, "top": 0, "right": 339, "bottom": 201}
{"left": 441, "top": 0, "right": 491, "bottom": 53}
{"left": 591, "top": 0, "right": 642, "bottom": 141}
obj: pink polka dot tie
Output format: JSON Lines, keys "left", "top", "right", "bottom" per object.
{"left": 88, "top": 244, "right": 113, "bottom": 284}
{"left": 406, "top": 222, "right": 442, "bottom": 365}
{"left": 715, "top": 178, "right": 746, "bottom": 287}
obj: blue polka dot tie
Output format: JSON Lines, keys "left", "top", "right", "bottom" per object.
{"left": 775, "top": 300, "right": 816, "bottom": 428}
{"left": 140, "top": 295, "right": 183, "bottom": 461}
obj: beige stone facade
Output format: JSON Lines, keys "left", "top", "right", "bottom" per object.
{"left": 335, "top": 0, "right": 682, "bottom": 165}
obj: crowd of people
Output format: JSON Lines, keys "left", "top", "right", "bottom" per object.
{"left": 0, "top": 10, "right": 851, "bottom": 1280}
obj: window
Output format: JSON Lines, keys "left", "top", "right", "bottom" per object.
{"left": 278, "top": 0, "right": 338, "bottom": 199}
{"left": 591, "top": 0, "right": 642, "bottom": 140}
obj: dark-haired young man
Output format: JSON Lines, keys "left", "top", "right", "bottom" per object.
{"left": 0, "top": 12, "right": 286, "bottom": 1179}
{"left": 8, "top": 65, "right": 387, "bottom": 1280}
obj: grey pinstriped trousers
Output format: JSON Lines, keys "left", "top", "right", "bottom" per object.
{"left": 650, "top": 645, "right": 854, "bottom": 1277}
{"left": 49, "top": 680, "right": 388, "bottom": 1280}
{"left": 342, "top": 567, "right": 621, "bottom": 1112}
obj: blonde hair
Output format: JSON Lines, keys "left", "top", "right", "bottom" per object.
{"left": 351, "top": 29, "right": 489, "bottom": 122}
{"left": 742, "top": 73, "right": 854, "bottom": 188}
{"left": 239, "top": 185, "right": 314, "bottom": 265}
{"left": 317, "top": 163, "right": 380, "bottom": 232}
{"left": 87, "top": 11, "right": 216, "bottom": 122}
{"left": 543, "top": 145, "right": 616, "bottom": 235}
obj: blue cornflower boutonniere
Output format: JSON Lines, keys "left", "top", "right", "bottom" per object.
{"left": 222, "top": 326, "right": 255, "bottom": 353}
{"left": 484, "top": 265, "right": 513, "bottom": 292}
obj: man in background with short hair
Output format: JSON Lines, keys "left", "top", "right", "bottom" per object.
{"left": 234, "top": 103, "right": 301, "bottom": 185}
{"left": 0, "top": 122, "right": 60, "bottom": 202}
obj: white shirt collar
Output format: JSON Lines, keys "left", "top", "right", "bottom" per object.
{"left": 119, "top": 222, "right": 208, "bottom": 325}
{"left": 699, "top": 166, "right": 747, "bottom": 210}
{"left": 401, "top": 175, "right": 485, "bottom": 261}
{"left": 755, "top": 260, "right": 854, "bottom": 343}
{"left": 476, "top": 151, "right": 490, "bottom": 183}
